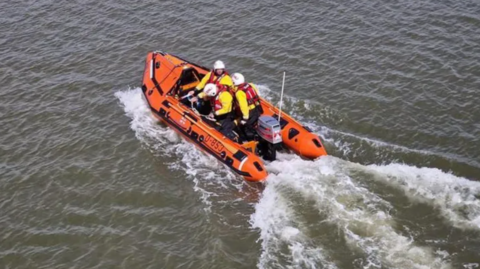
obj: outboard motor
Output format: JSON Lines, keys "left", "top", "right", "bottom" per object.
{"left": 255, "top": 116, "right": 282, "bottom": 161}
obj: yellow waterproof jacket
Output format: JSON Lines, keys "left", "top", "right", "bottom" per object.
{"left": 214, "top": 91, "right": 233, "bottom": 116}
{"left": 197, "top": 71, "right": 233, "bottom": 98}
{"left": 234, "top": 83, "right": 260, "bottom": 120}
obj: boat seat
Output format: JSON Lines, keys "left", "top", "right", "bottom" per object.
{"left": 179, "top": 67, "right": 201, "bottom": 92}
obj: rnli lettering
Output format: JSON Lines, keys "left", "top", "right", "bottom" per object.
{"left": 204, "top": 135, "right": 225, "bottom": 152}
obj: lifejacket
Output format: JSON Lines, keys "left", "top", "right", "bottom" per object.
{"left": 238, "top": 83, "right": 261, "bottom": 107}
{"left": 207, "top": 70, "right": 229, "bottom": 87}
{"left": 210, "top": 86, "right": 227, "bottom": 112}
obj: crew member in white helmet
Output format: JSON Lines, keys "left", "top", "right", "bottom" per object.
{"left": 202, "top": 83, "right": 236, "bottom": 140}
{"left": 189, "top": 60, "right": 234, "bottom": 114}
{"left": 190, "top": 60, "right": 233, "bottom": 96}
{"left": 231, "top": 73, "right": 263, "bottom": 141}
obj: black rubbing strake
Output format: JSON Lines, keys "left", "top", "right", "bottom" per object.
{"left": 190, "top": 131, "right": 198, "bottom": 140}
{"left": 225, "top": 157, "right": 234, "bottom": 166}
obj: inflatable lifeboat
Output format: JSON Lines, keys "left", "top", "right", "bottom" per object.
{"left": 141, "top": 51, "right": 327, "bottom": 182}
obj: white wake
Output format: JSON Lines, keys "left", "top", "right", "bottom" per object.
{"left": 116, "top": 87, "right": 479, "bottom": 269}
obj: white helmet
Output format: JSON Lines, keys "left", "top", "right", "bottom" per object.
{"left": 204, "top": 83, "right": 217, "bottom": 97}
{"left": 213, "top": 60, "right": 225, "bottom": 70}
{"left": 232, "top": 73, "right": 245, "bottom": 86}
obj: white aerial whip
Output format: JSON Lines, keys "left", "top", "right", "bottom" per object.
{"left": 278, "top": 71, "right": 286, "bottom": 122}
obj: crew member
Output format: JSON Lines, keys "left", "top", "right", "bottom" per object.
{"left": 189, "top": 60, "right": 233, "bottom": 96}
{"left": 186, "top": 60, "right": 233, "bottom": 114}
{"left": 231, "top": 73, "right": 263, "bottom": 141}
{"left": 198, "top": 83, "right": 236, "bottom": 140}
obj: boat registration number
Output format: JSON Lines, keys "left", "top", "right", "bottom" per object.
{"left": 205, "top": 135, "right": 225, "bottom": 152}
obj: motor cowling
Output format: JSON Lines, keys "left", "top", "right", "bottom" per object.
{"left": 256, "top": 116, "right": 282, "bottom": 144}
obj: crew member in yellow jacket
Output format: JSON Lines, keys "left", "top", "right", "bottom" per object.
{"left": 190, "top": 60, "right": 233, "bottom": 95}
{"left": 188, "top": 60, "right": 233, "bottom": 114}
{"left": 197, "top": 83, "right": 236, "bottom": 140}
{"left": 231, "top": 73, "right": 263, "bottom": 141}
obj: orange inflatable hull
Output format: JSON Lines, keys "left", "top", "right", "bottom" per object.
{"left": 141, "top": 51, "right": 327, "bottom": 182}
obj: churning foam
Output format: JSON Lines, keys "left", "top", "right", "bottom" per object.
{"left": 251, "top": 154, "right": 470, "bottom": 268}
{"left": 365, "top": 163, "right": 480, "bottom": 230}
